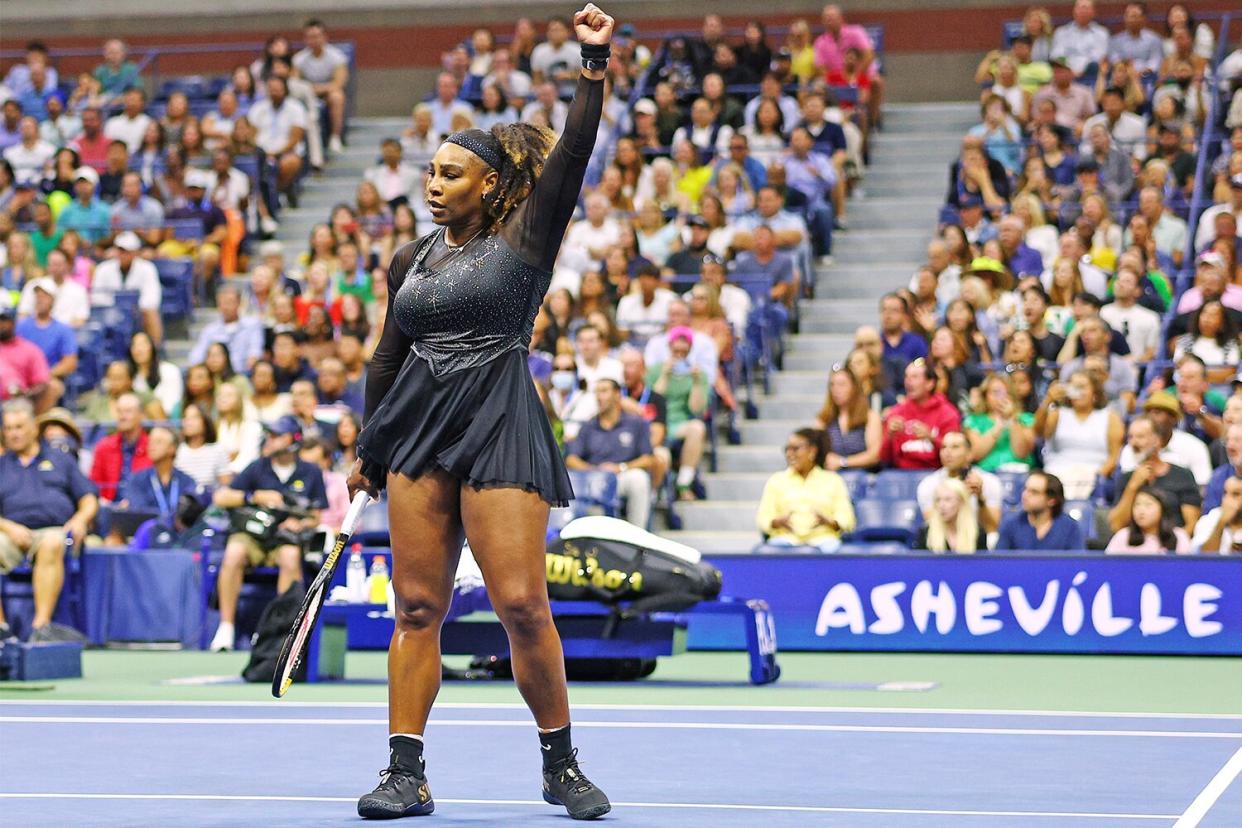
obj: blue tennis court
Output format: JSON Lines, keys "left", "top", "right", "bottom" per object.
{"left": 2, "top": 700, "right": 1240, "bottom": 826}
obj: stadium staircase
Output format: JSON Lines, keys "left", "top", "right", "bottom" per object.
{"left": 665, "top": 102, "right": 980, "bottom": 554}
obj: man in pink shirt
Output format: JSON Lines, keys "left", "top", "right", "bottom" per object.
{"left": 813, "top": 4, "right": 884, "bottom": 124}
{"left": 1176, "top": 252, "right": 1242, "bottom": 315}
{"left": 0, "top": 295, "right": 54, "bottom": 413}
{"left": 70, "top": 108, "right": 110, "bottom": 172}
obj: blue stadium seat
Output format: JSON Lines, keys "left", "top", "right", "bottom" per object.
{"left": 155, "top": 258, "right": 195, "bottom": 324}
{"left": 871, "top": 470, "right": 932, "bottom": 501}
{"left": 1062, "top": 500, "right": 1097, "bottom": 543}
{"left": 838, "top": 469, "right": 869, "bottom": 503}
{"left": 850, "top": 498, "right": 922, "bottom": 545}
{"left": 567, "top": 470, "right": 621, "bottom": 519}
{"left": 996, "top": 470, "right": 1028, "bottom": 510}
{"left": 165, "top": 218, "right": 205, "bottom": 241}
{"left": 0, "top": 535, "right": 87, "bottom": 637}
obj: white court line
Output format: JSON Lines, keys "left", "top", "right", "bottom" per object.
{"left": 2, "top": 698, "right": 1240, "bottom": 720}
{"left": 3, "top": 715, "right": 1241, "bottom": 739}
{"left": 0, "top": 792, "right": 1180, "bottom": 821}
{"left": 1173, "top": 745, "right": 1242, "bottom": 827}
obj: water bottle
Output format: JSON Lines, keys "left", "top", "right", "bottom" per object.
{"left": 368, "top": 555, "right": 390, "bottom": 605}
{"left": 346, "top": 544, "right": 367, "bottom": 603}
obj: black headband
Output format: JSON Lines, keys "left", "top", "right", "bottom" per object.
{"left": 445, "top": 128, "right": 504, "bottom": 172}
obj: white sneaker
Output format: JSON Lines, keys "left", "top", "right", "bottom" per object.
{"left": 260, "top": 216, "right": 279, "bottom": 235}
{"left": 328, "top": 135, "right": 344, "bottom": 155}
{"left": 816, "top": 255, "right": 835, "bottom": 267}
{"left": 209, "top": 623, "right": 235, "bottom": 652}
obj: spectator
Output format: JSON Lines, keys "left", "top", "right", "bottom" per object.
{"left": 248, "top": 76, "right": 307, "bottom": 198}
{"left": 96, "top": 139, "right": 130, "bottom": 204}
{"left": 292, "top": 19, "right": 349, "bottom": 155}
{"left": 94, "top": 39, "right": 141, "bottom": 98}
{"left": 208, "top": 416, "right": 326, "bottom": 651}
{"left": 1037, "top": 369, "right": 1123, "bottom": 499}
{"left": 671, "top": 96, "right": 733, "bottom": 161}
{"left": 0, "top": 292, "right": 55, "bottom": 413}
{"left": 1109, "top": 414, "right": 1201, "bottom": 533}
{"left": 1108, "top": 2, "right": 1163, "bottom": 74}
{"left": 1058, "top": 315, "right": 1138, "bottom": 411}
{"left": 102, "top": 88, "right": 151, "bottom": 154}
{"left": 878, "top": 292, "right": 928, "bottom": 380}
{"left": 996, "top": 471, "right": 1085, "bottom": 551}
{"left": 881, "top": 360, "right": 962, "bottom": 470}
{"left": 643, "top": 300, "right": 718, "bottom": 385}
{"left": 1175, "top": 254, "right": 1242, "bottom": 319}
{"left": 565, "top": 375, "right": 656, "bottom": 529}
{"left": 965, "top": 373, "right": 1037, "bottom": 472}
{"left": 1195, "top": 174, "right": 1242, "bottom": 254}
{"left": 733, "top": 224, "right": 799, "bottom": 308}
{"left": 646, "top": 327, "right": 709, "bottom": 500}
{"left": 564, "top": 193, "right": 623, "bottom": 268}
{"left": 299, "top": 437, "right": 348, "bottom": 532}
{"left": 1124, "top": 186, "right": 1187, "bottom": 269}
{"left": 1204, "top": 423, "right": 1242, "bottom": 514}
{"left": 90, "top": 232, "right": 162, "bottom": 343}
{"left": 1033, "top": 57, "right": 1096, "bottom": 134}
{"left": 616, "top": 265, "right": 675, "bottom": 344}
{"left": 696, "top": 255, "right": 751, "bottom": 336}
{"left": 915, "top": 479, "right": 988, "bottom": 553}
{"left": 483, "top": 48, "right": 532, "bottom": 105}
{"left": 530, "top": 16, "right": 580, "bottom": 96}
{"left": 756, "top": 426, "right": 855, "bottom": 552}
{"left": 1106, "top": 486, "right": 1189, "bottom": 554}
{"left": 1172, "top": 300, "right": 1240, "bottom": 381}
{"left": 364, "top": 138, "right": 419, "bottom": 210}
{"left": 1050, "top": 0, "right": 1108, "bottom": 77}
{"left": 108, "top": 425, "right": 199, "bottom": 542}
{"left": 187, "top": 284, "right": 264, "bottom": 373}
{"left": 88, "top": 392, "right": 151, "bottom": 503}
{"left": 110, "top": 171, "right": 165, "bottom": 246}
{"left": 814, "top": 4, "right": 883, "bottom": 125}
{"left": 18, "top": 249, "right": 89, "bottom": 327}
{"left": 56, "top": 167, "right": 110, "bottom": 245}
{"left": 287, "top": 378, "right": 334, "bottom": 448}
{"left": 1193, "top": 472, "right": 1242, "bottom": 554}
{"left": 1081, "top": 88, "right": 1147, "bottom": 162}
{"left": 127, "top": 330, "right": 183, "bottom": 426}
{"left": 915, "top": 430, "right": 1002, "bottom": 533}
{"left": 70, "top": 108, "right": 109, "bottom": 172}
{"left": 15, "top": 278, "right": 76, "bottom": 400}
{"left": 3, "top": 116, "right": 55, "bottom": 187}
{"left": 995, "top": 215, "right": 1044, "bottom": 279}
{"left": 173, "top": 402, "right": 232, "bottom": 491}
{"left": 813, "top": 366, "right": 882, "bottom": 472}
{"left": 4, "top": 41, "right": 58, "bottom": 101}
{"left": 333, "top": 413, "right": 362, "bottom": 476}
{"left": 315, "top": 357, "right": 364, "bottom": 417}
{"left": 0, "top": 398, "right": 98, "bottom": 641}
{"left": 1100, "top": 265, "right": 1161, "bottom": 362}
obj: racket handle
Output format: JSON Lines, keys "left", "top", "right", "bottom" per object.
{"left": 340, "top": 491, "right": 372, "bottom": 536}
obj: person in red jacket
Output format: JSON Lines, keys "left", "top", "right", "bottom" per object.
{"left": 881, "top": 360, "right": 962, "bottom": 469}
{"left": 88, "top": 392, "right": 151, "bottom": 502}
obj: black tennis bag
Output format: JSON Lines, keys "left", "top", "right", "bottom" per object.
{"left": 241, "top": 582, "right": 306, "bottom": 683}
{"left": 545, "top": 516, "right": 722, "bottom": 613}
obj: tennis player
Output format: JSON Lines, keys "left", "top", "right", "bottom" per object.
{"left": 348, "top": 4, "right": 614, "bottom": 820}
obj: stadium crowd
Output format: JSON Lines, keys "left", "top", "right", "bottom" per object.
{"left": 753, "top": 0, "right": 1242, "bottom": 556}
{"left": 1, "top": 3, "right": 1240, "bottom": 642}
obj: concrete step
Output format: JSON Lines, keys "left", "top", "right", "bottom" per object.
{"left": 815, "top": 267, "right": 912, "bottom": 299}
{"left": 868, "top": 140, "right": 970, "bottom": 161}
{"left": 771, "top": 369, "right": 830, "bottom": 397}
{"left": 677, "top": 499, "right": 764, "bottom": 532}
{"left": 737, "top": 419, "right": 813, "bottom": 446}
{"left": 757, "top": 394, "right": 823, "bottom": 422}
{"left": 699, "top": 472, "right": 774, "bottom": 501}
{"left": 659, "top": 530, "right": 757, "bottom": 555}
{"left": 847, "top": 197, "right": 941, "bottom": 225}
{"left": 714, "top": 445, "right": 786, "bottom": 474}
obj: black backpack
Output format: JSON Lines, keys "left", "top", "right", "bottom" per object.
{"left": 241, "top": 582, "right": 307, "bottom": 683}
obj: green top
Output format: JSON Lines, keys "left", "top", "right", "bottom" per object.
{"left": 335, "top": 272, "right": 375, "bottom": 304}
{"left": 31, "top": 229, "right": 64, "bottom": 267}
{"left": 963, "top": 411, "right": 1036, "bottom": 471}
{"left": 646, "top": 364, "right": 707, "bottom": 433}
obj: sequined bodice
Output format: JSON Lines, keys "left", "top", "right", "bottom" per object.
{"left": 392, "top": 229, "right": 550, "bottom": 377}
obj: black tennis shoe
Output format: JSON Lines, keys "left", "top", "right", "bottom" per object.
{"left": 542, "top": 749, "right": 611, "bottom": 820}
{"left": 357, "top": 759, "right": 434, "bottom": 819}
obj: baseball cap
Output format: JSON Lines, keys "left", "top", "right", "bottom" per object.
{"left": 30, "top": 277, "right": 59, "bottom": 296}
{"left": 1049, "top": 56, "right": 1071, "bottom": 70}
{"left": 0, "top": 291, "right": 15, "bottom": 318}
{"left": 264, "top": 415, "right": 304, "bottom": 439}
{"left": 958, "top": 193, "right": 984, "bottom": 209}
{"left": 633, "top": 98, "right": 657, "bottom": 116}
{"left": 114, "top": 231, "right": 142, "bottom": 252}
{"left": 1197, "top": 250, "right": 1227, "bottom": 270}
{"left": 667, "top": 325, "right": 695, "bottom": 345}
{"left": 14, "top": 180, "right": 35, "bottom": 192}
{"left": 184, "top": 168, "right": 211, "bottom": 189}
{"left": 1231, "top": 173, "right": 1242, "bottom": 189}
{"left": 73, "top": 166, "right": 99, "bottom": 185}
{"left": 1142, "top": 391, "right": 1181, "bottom": 416}
{"left": 1075, "top": 157, "right": 1100, "bottom": 173}
{"left": 258, "top": 240, "right": 285, "bottom": 259}
{"left": 686, "top": 214, "right": 710, "bottom": 229}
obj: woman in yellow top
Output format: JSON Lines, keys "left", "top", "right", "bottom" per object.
{"left": 756, "top": 428, "right": 856, "bottom": 552}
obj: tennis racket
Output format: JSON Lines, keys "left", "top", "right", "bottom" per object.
{"left": 272, "top": 491, "right": 372, "bottom": 698}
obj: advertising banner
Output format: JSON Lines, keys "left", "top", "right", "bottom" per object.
{"left": 691, "top": 554, "right": 1242, "bottom": 655}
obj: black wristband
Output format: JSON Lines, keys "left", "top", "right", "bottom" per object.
{"left": 580, "top": 43, "right": 611, "bottom": 60}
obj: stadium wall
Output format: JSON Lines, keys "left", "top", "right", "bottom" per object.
{"left": 3, "top": 1, "right": 1239, "bottom": 114}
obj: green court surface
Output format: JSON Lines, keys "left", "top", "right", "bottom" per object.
{"left": 3, "top": 650, "right": 1240, "bottom": 714}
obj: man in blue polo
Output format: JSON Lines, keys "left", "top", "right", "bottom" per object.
{"left": 995, "top": 471, "right": 1086, "bottom": 551}
{"left": 56, "top": 167, "right": 111, "bottom": 247}
{"left": 107, "top": 425, "right": 199, "bottom": 544}
{"left": 0, "top": 398, "right": 98, "bottom": 641}
{"left": 565, "top": 376, "right": 657, "bottom": 530}
{"left": 207, "top": 415, "right": 326, "bottom": 651}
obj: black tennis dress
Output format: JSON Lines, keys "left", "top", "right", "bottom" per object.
{"left": 358, "top": 76, "right": 603, "bottom": 507}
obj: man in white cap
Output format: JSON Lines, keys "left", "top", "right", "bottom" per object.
{"left": 55, "top": 166, "right": 110, "bottom": 246}
{"left": 159, "top": 168, "right": 228, "bottom": 291}
{"left": 15, "top": 278, "right": 76, "bottom": 407}
{"left": 91, "top": 231, "right": 163, "bottom": 343}
{"left": 1194, "top": 173, "right": 1242, "bottom": 253}
{"left": 18, "top": 247, "right": 90, "bottom": 327}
